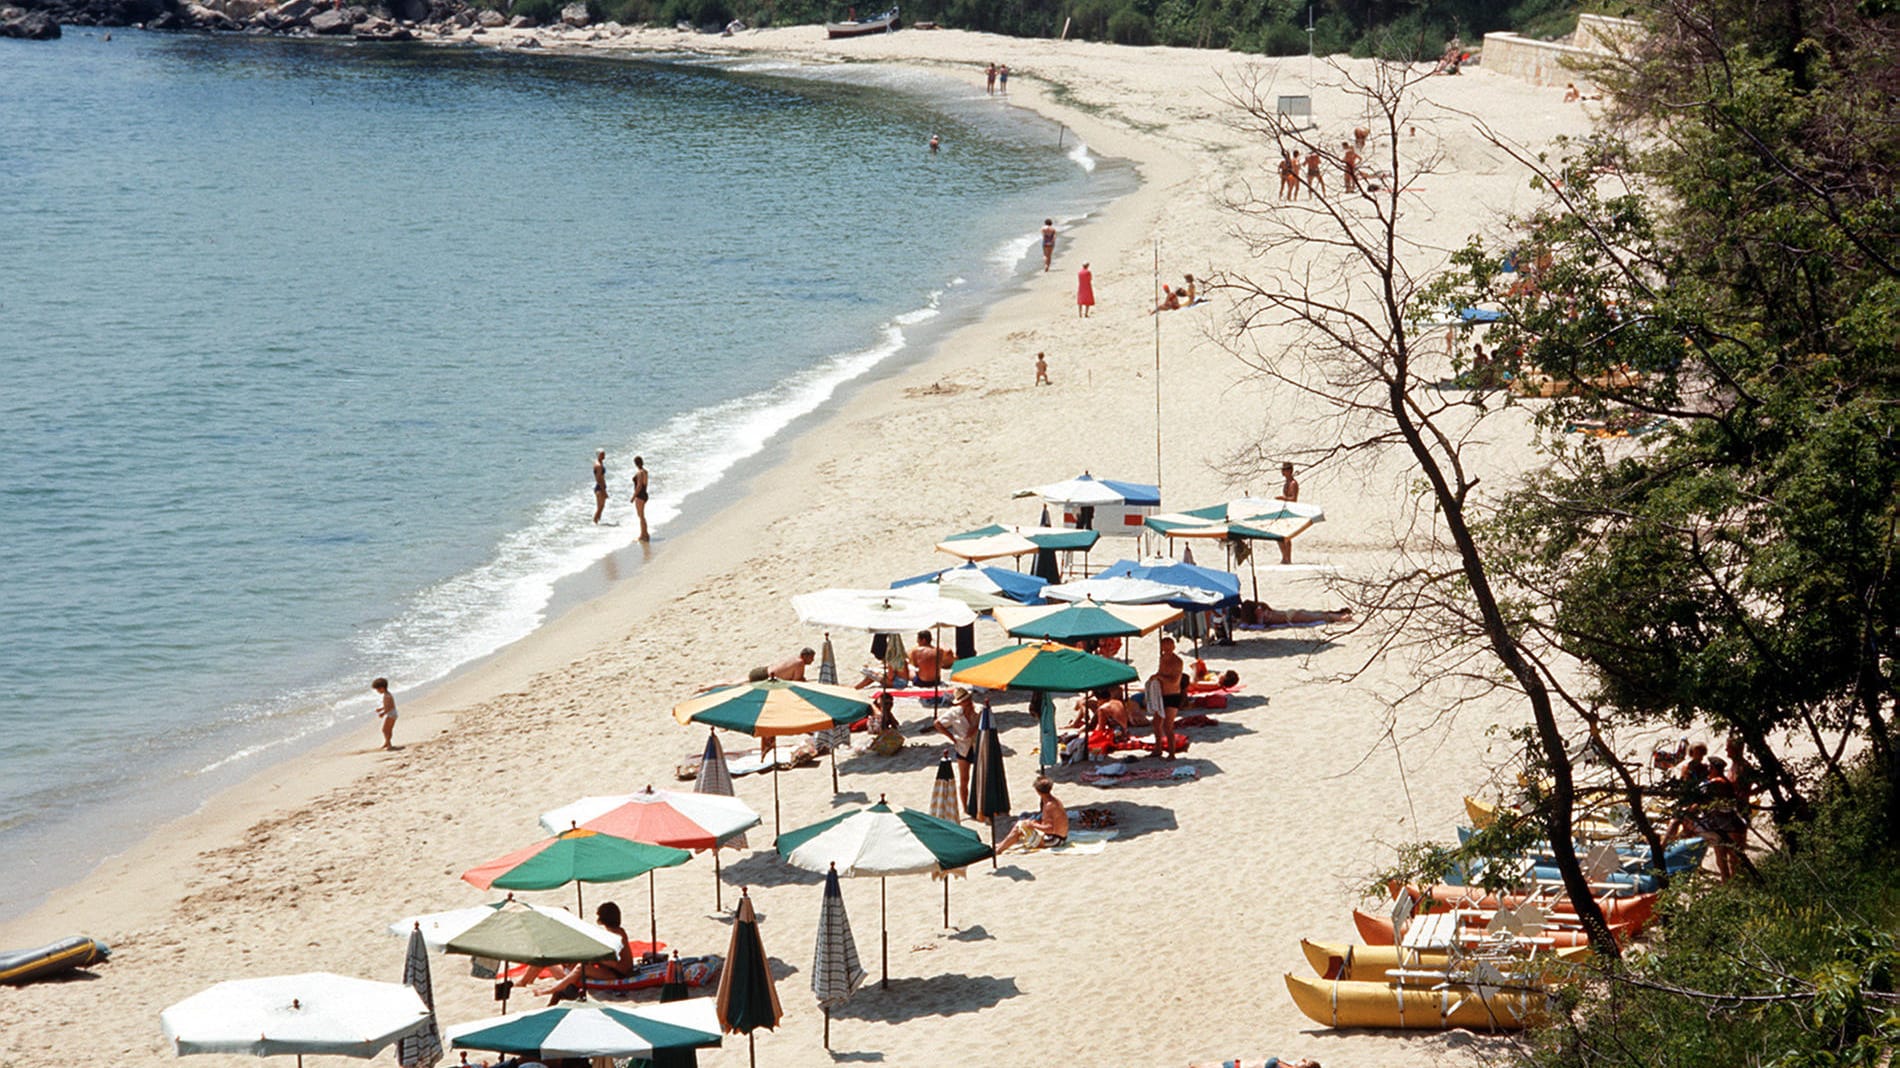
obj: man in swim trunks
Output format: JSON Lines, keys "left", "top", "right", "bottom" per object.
{"left": 629, "top": 455, "right": 650, "bottom": 541}
{"left": 370, "top": 676, "right": 396, "bottom": 751}
{"left": 769, "top": 648, "right": 815, "bottom": 682}
{"left": 997, "top": 775, "right": 1067, "bottom": 851}
{"left": 908, "top": 630, "right": 943, "bottom": 688}
{"left": 1154, "top": 637, "right": 1186, "bottom": 758}
{"left": 1277, "top": 462, "right": 1300, "bottom": 564}
{"left": 1040, "top": 218, "right": 1057, "bottom": 271}
{"left": 592, "top": 449, "right": 608, "bottom": 525}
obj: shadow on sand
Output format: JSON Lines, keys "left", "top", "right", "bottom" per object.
{"left": 831, "top": 973, "right": 1021, "bottom": 1022}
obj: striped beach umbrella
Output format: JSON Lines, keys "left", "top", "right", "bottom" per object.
{"left": 673, "top": 680, "right": 870, "bottom": 833}
{"left": 928, "top": 752, "right": 966, "bottom": 925}
{"left": 778, "top": 799, "right": 992, "bottom": 986}
{"left": 816, "top": 634, "right": 850, "bottom": 791}
{"left": 461, "top": 828, "right": 691, "bottom": 919}
{"left": 397, "top": 927, "right": 443, "bottom": 1068}
{"left": 692, "top": 730, "right": 749, "bottom": 853}
{"left": 445, "top": 1001, "right": 722, "bottom": 1061}
{"left": 992, "top": 599, "right": 1182, "bottom": 641}
{"left": 811, "top": 863, "right": 866, "bottom": 1049}
{"left": 951, "top": 642, "right": 1140, "bottom": 767}
{"left": 540, "top": 787, "right": 760, "bottom": 915}
{"left": 716, "top": 890, "right": 782, "bottom": 1068}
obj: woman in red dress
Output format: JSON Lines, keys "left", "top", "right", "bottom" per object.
{"left": 1076, "top": 262, "right": 1095, "bottom": 317}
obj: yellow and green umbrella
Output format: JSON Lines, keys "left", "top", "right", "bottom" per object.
{"left": 673, "top": 680, "right": 870, "bottom": 834}
{"left": 950, "top": 642, "right": 1139, "bottom": 768}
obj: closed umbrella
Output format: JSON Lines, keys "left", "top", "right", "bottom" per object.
{"left": 927, "top": 752, "right": 966, "bottom": 926}
{"left": 445, "top": 1000, "right": 722, "bottom": 1061}
{"left": 653, "top": 953, "right": 699, "bottom": 1068}
{"left": 161, "top": 973, "right": 432, "bottom": 1066}
{"left": 716, "top": 889, "right": 782, "bottom": 1068}
{"left": 964, "top": 705, "right": 1011, "bottom": 863}
{"left": 950, "top": 641, "right": 1140, "bottom": 769}
{"left": 540, "top": 787, "right": 761, "bottom": 916}
{"left": 777, "top": 799, "right": 992, "bottom": 987}
{"left": 816, "top": 634, "right": 849, "bottom": 790}
{"left": 673, "top": 680, "right": 870, "bottom": 832}
{"left": 461, "top": 828, "right": 691, "bottom": 919}
{"left": 398, "top": 928, "right": 444, "bottom": 1068}
{"left": 811, "top": 863, "right": 867, "bottom": 1049}
{"left": 693, "top": 729, "right": 749, "bottom": 852}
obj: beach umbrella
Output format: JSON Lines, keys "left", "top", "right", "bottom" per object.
{"left": 398, "top": 928, "right": 444, "bottom": 1068}
{"left": 693, "top": 730, "right": 750, "bottom": 853}
{"left": 433, "top": 899, "right": 619, "bottom": 1014}
{"left": 777, "top": 799, "right": 993, "bottom": 987}
{"left": 815, "top": 633, "right": 850, "bottom": 791}
{"left": 892, "top": 562, "right": 1050, "bottom": 607}
{"left": 811, "top": 863, "right": 867, "bottom": 1048}
{"left": 993, "top": 599, "right": 1181, "bottom": 641}
{"left": 950, "top": 641, "right": 1140, "bottom": 767}
{"left": 541, "top": 786, "right": 760, "bottom": 916}
{"left": 162, "top": 973, "right": 432, "bottom": 1066}
{"left": 650, "top": 954, "right": 700, "bottom": 1068}
{"left": 791, "top": 587, "right": 977, "bottom": 632}
{"left": 461, "top": 827, "right": 691, "bottom": 918}
{"left": 936, "top": 524, "right": 1099, "bottom": 562}
{"left": 386, "top": 898, "right": 619, "bottom": 956}
{"left": 1043, "top": 574, "right": 1222, "bottom": 606}
{"left": 445, "top": 1000, "right": 722, "bottom": 1061}
{"left": 716, "top": 889, "right": 782, "bottom": 1068}
{"left": 1096, "top": 557, "right": 1243, "bottom": 608}
{"left": 964, "top": 705, "right": 1011, "bottom": 864}
{"left": 927, "top": 752, "right": 967, "bottom": 922}
{"left": 673, "top": 680, "right": 871, "bottom": 832}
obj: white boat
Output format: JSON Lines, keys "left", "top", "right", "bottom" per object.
{"left": 826, "top": 6, "right": 898, "bottom": 37}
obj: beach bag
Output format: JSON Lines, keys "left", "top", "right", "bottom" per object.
{"left": 869, "top": 729, "right": 904, "bottom": 757}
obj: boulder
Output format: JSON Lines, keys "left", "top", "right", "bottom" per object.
{"left": 0, "top": 9, "right": 59, "bottom": 34}
{"left": 183, "top": 2, "right": 239, "bottom": 28}
{"left": 271, "top": 0, "right": 317, "bottom": 21}
{"left": 504, "top": 12, "right": 530, "bottom": 25}
{"left": 557, "top": 0, "right": 582, "bottom": 24}
{"left": 447, "top": 7, "right": 469, "bottom": 24}
{"left": 474, "top": 6, "right": 500, "bottom": 24}
{"left": 307, "top": 6, "right": 353, "bottom": 30}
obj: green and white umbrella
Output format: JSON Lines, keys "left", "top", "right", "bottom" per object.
{"left": 992, "top": 599, "right": 1182, "bottom": 641}
{"left": 776, "top": 799, "right": 993, "bottom": 987}
{"left": 673, "top": 681, "right": 871, "bottom": 833}
{"left": 445, "top": 1000, "right": 722, "bottom": 1060}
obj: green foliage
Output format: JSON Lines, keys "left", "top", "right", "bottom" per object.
{"left": 1524, "top": 760, "right": 1900, "bottom": 1068}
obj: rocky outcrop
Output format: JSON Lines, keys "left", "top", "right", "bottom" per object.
{"left": 474, "top": 7, "right": 502, "bottom": 25}
{"left": 11, "top": 0, "right": 168, "bottom": 25}
{"left": 0, "top": 6, "right": 61, "bottom": 35}
{"left": 307, "top": 5, "right": 356, "bottom": 31}
{"left": 558, "top": 1, "right": 584, "bottom": 25}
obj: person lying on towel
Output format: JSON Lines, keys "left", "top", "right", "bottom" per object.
{"left": 997, "top": 776, "right": 1068, "bottom": 851}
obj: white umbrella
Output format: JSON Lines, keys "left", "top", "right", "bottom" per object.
{"left": 162, "top": 973, "right": 431, "bottom": 1064}
{"left": 791, "top": 588, "right": 977, "bottom": 632}
{"left": 1042, "top": 575, "right": 1221, "bottom": 606}
{"left": 1018, "top": 476, "right": 1128, "bottom": 506}
{"left": 445, "top": 999, "right": 722, "bottom": 1059}
{"left": 386, "top": 900, "right": 619, "bottom": 956}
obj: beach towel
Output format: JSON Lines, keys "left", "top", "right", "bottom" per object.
{"left": 1048, "top": 829, "right": 1117, "bottom": 855}
{"left": 1078, "top": 764, "right": 1198, "bottom": 785}
{"left": 580, "top": 954, "right": 721, "bottom": 997}
{"left": 1174, "top": 713, "right": 1219, "bottom": 729}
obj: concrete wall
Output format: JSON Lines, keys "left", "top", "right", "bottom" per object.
{"left": 1480, "top": 13, "right": 1642, "bottom": 88}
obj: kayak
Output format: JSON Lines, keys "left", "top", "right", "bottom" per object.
{"left": 1285, "top": 972, "right": 1546, "bottom": 1030}
{"left": 0, "top": 936, "right": 111, "bottom": 985}
{"left": 1350, "top": 908, "right": 1623, "bottom": 947}
{"left": 1300, "top": 939, "right": 1591, "bottom": 982}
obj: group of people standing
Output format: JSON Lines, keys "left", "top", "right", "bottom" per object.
{"left": 591, "top": 449, "right": 651, "bottom": 541}
{"left": 1278, "top": 126, "right": 1368, "bottom": 200}
{"left": 1660, "top": 737, "right": 1756, "bottom": 881}
{"left": 984, "top": 62, "right": 1010, "bottom": 94}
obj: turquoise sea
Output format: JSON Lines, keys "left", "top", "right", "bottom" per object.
{"left": 0, "top": 29, "right": 1130, "bottom": 918}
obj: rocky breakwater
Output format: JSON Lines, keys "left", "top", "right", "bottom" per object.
{"left": 1, "top": 0, "right": 491, "bottom": 38}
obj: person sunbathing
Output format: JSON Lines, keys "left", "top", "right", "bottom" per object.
{"left": 997, "top": 776, "right": 1068, "bottom": 851}
{"left": 1189, "top": 1059, "right": 1319, "bottom": 1068}
{"left": 543, "top": 902, "right": 635, "bottom": 1004}
{"left": 1150, "top": 285, "right": 1187, "bottom": 314}
{"left": 1242, "top": 600, "right": 1352, "bottom": 625}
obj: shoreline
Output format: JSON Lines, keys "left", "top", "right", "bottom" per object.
{"left": 0, "top": 28, "right": 1597, "bottom": 1066}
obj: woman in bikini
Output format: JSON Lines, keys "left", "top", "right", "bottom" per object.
{"left": 629, "top": 455, "right": 650, "bottom": 541}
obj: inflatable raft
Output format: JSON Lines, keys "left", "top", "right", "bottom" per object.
{"left": 1285, "top": 972, "right": 1546, "bottom": 1030}
{"left": 0, "top": 936, "right": 110, "bottom": 985}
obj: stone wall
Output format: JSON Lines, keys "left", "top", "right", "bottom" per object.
{"left": 1480, "top": 13, "right": 1642, "bottom": 88}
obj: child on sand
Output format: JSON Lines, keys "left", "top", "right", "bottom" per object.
{"left": 370, "top": 677, "right": 396, "bottom": 750}
{"left": 1034, "top": 351, "right": 1050, "bottom": 386}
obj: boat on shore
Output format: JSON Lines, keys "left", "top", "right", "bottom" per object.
{"left": 826, "top": 7, "right": 899, "bottom": 37}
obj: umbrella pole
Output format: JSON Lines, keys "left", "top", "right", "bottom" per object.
{"left": 714, "top": 847, "right": 723, "bottom": 911}
{"left": 649, "top": 868, "right": 659, "bottom": 954}
{"left": 943, "top": 873, "right": 951, "bottom": 929}
{"left": 829, "top": 744, "right": 839, "bottom": 795}
{"left": 576, "top": 882, "right": 584, "bottom": 916}
{"left": 772, "top": 757, "right": 782, "bottom": 838}
{"left": 824, "top": 1006, "right": 831, "bottom": 1049}
{"left": 990, "top": 815, "right": 1000, "bottom": 869}
{"left": 749, "top": 1030, "right": 757, "bottom": 1068}
{"left": 881, "top": 875, "right": 889, "bottom": 990}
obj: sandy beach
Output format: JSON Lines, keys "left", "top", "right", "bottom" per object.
{"left": 0, "top": 26, "right": 1596, "bottom": 1066}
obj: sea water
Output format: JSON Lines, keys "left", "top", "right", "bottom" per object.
{"left": 0, "top": 30, "right": 1131, "bottom": 918}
